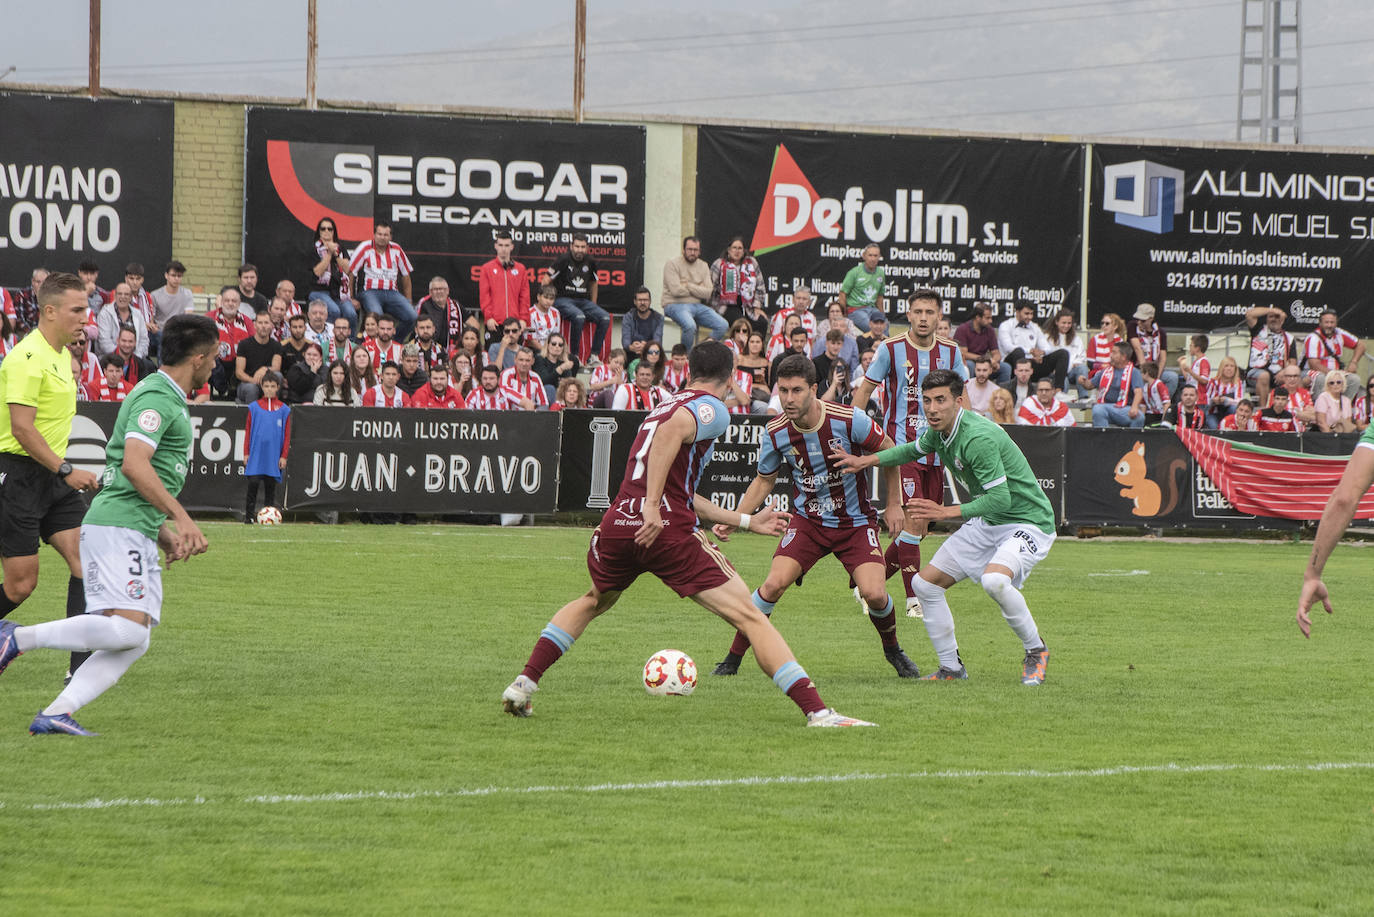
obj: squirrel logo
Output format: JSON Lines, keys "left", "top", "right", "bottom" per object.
{"left": 1113, "top": 441, "right": 1186, "bottom": 517}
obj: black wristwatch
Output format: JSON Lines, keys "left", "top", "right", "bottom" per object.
{"left": 57, "top": 461, "right": 73, "bottom": 479}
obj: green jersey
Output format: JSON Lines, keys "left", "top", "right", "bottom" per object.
{"left": 879, "top": 408, "right": 1055, "bottom": 534}
{"left": 841, "top": 263, "right": 885, "bottom": 310}
{"left": 84, "top": 371, "right": 193, "bottom": 541}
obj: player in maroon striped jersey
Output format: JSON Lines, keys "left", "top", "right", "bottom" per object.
{"left": 502, "top": 342, "right": 875, "bottom": 727}
{"left": 852, "top": 290, "right": 968, "bottom": 618}
{"left": 709, "top": 354, "right": 919, "bottom": 679}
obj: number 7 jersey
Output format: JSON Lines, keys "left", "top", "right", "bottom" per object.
{"left": 600, "top": 388, "right": 730, "bottom": 538}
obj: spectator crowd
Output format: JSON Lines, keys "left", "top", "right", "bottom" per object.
{"left": 6, "top": 226, "right": 1368, "bottom": 436}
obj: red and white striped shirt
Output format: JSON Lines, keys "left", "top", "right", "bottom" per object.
{"left": 1206, "top": 378, "right": 1245, "bottom": 407}
{"left": 77, "top": 351, "right": 101, "bottom": 388}
{"left": 362, "top": 384, "right": 411, "bottom": 407}
{"left": 1085, "top": 333, "right": 1120, "bottom": 372}
{"left": 1354, "top": 395, "right": 1372, "bottom": 426}
{"left": 1268, "top": 386, "right": 1313, "bottom": 413}
{"left": 1302, "top": 327, "right": 1359, "bottom": 372}
{"left": 1016, "top": 397, "right": 1074, "bottom": 427}
{"left": 414, "top": 340, "right": 447, "bottom": 372}
{"left": 499, "top": 368, "right": 549, "bottom": 408}
{"left": 348, "top": 241, "right": 413, "bottom": 291}
{"left": 1219, "top": 412, "right": 1257, "bottom": 431}
{"left": 661, "top": 363, "right": 689, "bottom": 393}
{"left": 766, "top": 333, "right": 799, "bottom": 362}
{"left": 365, "top": 339, "right": 404, "bottom": 371}
{"left": 726, "top": 368, "right": 754, "bottom": 415}
{"left": 527, "top": 306, "right": 561, "bottom": 346}
{"left": 589, "top": 364, "right": 625, "bottom": 389}
{"left": 611, "top": 382, "right": 668, "bottom": 411}
{"left": 1184, "top": 355, "right": 1211, "bottom": 389}
{"left": 768, "top": 310, "right": 818, "bottom": 350}
{"left": 95, "top": 377, "right": 132, "bottom": 402}
{"left": 466, "top": 388, "right": 511, "bottom": 411}
{"left": 1142, "top": 378, "right": 1171, "bottom": 414}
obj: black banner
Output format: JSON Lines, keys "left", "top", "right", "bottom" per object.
{"left": 694, "top": 127, "right": 1083, "bottom": 324}
{"left": 960, "top": 426, "right": 1067, "bottom": 525}
{"left": 1062, "top": 428, "right": 1300, "bottom": 530}
{"left": 1088, "top": 144, "right": 1374, "bottom": 334}
{"left": 557, "top": 410, "right": 796, "bottom": 513}
{"left": 72, "top": 402, "right": 249, "bottom": 514}
{"left": 285, "top": 408, "right": 559, "bottom": 513}
{"left": 0, "top": 94, "right": 173, "bottom": 281}
{"left": 243, "top": 108, "right": 646, "bottom": 312}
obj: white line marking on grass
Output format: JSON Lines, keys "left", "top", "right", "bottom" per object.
{"left": 1087, "top": 569, "right": 1151, "bottom": 576}
{"left": 7, "top": 761, "right": 1374, "bottom": 812}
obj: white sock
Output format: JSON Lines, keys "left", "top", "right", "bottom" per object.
{"left": 44, "top": 639, "right": 149, "bottom": 716}
{"left": 910, "top": 576, "right": 961, "bottom": 669}
{"left": 18, "top": 614, "right": 147, "bottom": 653}
{"left": 980, "top": 572, "right": 1043, "bottom": 650}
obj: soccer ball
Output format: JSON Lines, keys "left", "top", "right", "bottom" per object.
{"left": 256, "top": 506, "right": 283, "bottom": 526}
{"left": 643, "top": 649, "right": 697, "bottom": 696}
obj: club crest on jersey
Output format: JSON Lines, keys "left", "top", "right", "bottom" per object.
{"left": 780, "top": 529, "right": 796, "bottom": 548}
{"left": 953, "top": 458, "right": 964, "bottom": 471}
{"left": 827, "top": 437, "right": 845, "bottom": 454}
{"left": 903, "top": 480, "right": 916, "bottom": 498}
{"left": 698, "top": 403, "right": 716, "bottom": 424}
{"left": 126, "top": 579, "right": 145, "bottom": 600}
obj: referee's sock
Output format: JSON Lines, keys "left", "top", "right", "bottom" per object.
{"left": 0, "top": 585, "right": 21, "bottom": 620}
{"left": 66, "top": 576, "right": 89, "bottom": 676}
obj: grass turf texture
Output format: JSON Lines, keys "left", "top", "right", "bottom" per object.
{"left": 1, "top": 524, "right": 1372, "bottom": 916}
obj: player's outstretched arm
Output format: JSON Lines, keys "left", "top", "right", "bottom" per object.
{"left": 1298, "top": 445, "right": 1374, "bottom": 637}
{"left": 694, "top": 494, "right": 791, "bottom": 536}
{"left": 709, "top": 472, "right": 777, "bottom": 541}
{"left": 123, "top": 439, "right": 208, "bottom": 559}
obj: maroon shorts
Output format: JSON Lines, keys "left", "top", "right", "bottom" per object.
{"left": 586, "top": 528, "right": 736, "bottom": 598}
{"left": 775, "top": 515, "right": 885, "bottom": 577}
{"left": 900, "top": 461, "right": 945, "bottom": 504}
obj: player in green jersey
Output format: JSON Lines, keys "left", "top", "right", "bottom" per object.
{"left": 0, "top": 315, "right": 217, "bottom": 735}
{"left": 833, "top": 368, "right": 1053, "bottom": 685}
{"left": 1297, "top": 423, "right": 1374, "bottom": 637}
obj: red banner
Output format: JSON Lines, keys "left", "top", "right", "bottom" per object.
{"left": 1177, "top": 427, "right": 1374, "bottom": 520}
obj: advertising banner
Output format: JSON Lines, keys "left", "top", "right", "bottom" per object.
{"left": 1088, "top": 144, "right": 1374, "bottom": 334}
{"left": 72, "top": 403, "right": 248, "bottom": 514}
{"left": 695, "top": 127, "right": 1083, "bottom": 324}
{"left": 284, "top": 408, "right": 559, "bottom": 513}
{"left": 0, "top": 95, "right": 173, "bottom": 281}
{"left": 1062, "top": 428, "right": 1300, "bottom": 530}
{"left": 557, "top": 410, "right": 796, "bottom": 513}
{"left": 244, "top": 108, "right": 646, "bottom": 312}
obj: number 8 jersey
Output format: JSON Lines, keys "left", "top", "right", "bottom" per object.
{"left": 601, "top": 389, "right": 730, "bottom": 538}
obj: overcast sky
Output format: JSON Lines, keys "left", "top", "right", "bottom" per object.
{"left": 7, "top": 0, "right": 1374, "bottom": 147}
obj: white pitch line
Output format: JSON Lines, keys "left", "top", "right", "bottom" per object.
{"left": 5, "top": 761, "right": 1373, "bottom": 813}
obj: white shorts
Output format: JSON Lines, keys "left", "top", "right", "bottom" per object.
{"left": 929, "top": 517, "right": 1055, "bottom": 589}
{"left": 81, "top": 524, "right": 163, "bottom": 623}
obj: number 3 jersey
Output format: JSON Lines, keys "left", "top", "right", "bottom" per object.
{"left": 84, "top": 370, "right": 193, "bottom": 541}
{"left": 759, "top": 402, "right": 886, "bottom": 528}
{"left": 601, "top": 388, "right": 730, "bottom": 538}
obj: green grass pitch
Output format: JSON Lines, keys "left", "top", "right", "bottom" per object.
{"left": 1, "top": 524, "right": 1372, "bottom": 915}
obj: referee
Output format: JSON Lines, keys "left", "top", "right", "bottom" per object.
{"left": 0, "top": 272, "right": 100, "bottom": 678}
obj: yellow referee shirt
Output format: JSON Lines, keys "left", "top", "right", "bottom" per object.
{"left": 0, "top": 329, "right": 78, "bottom": 458}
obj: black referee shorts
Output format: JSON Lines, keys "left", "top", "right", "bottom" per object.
{"left": 0, "top": 453, "right": 88, "bottom": 558}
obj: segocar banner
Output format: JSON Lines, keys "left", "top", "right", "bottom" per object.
{"left": 244, "top": 108, "right": 646, "bottom": 312}
{"left": 0, "top": 94, "right": 172, "bottom": 281}
{"left": 1088, "top": 144, "right": 1374, "bottom": 334}
{"left": 694, "top": 126, "right": 1083, "bottom": 324}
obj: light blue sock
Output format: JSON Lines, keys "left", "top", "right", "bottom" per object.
{"left": 540, "top": 622, "right": 575, "bottom": 652}
{"left": 771, "top": 660, "right": 808, "bottom": 692}
{"left": 751, "top": 589, "right": 775, "bottom": 617}
{"left": 897, "top": 531, "right": 922, "bottom": 546}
